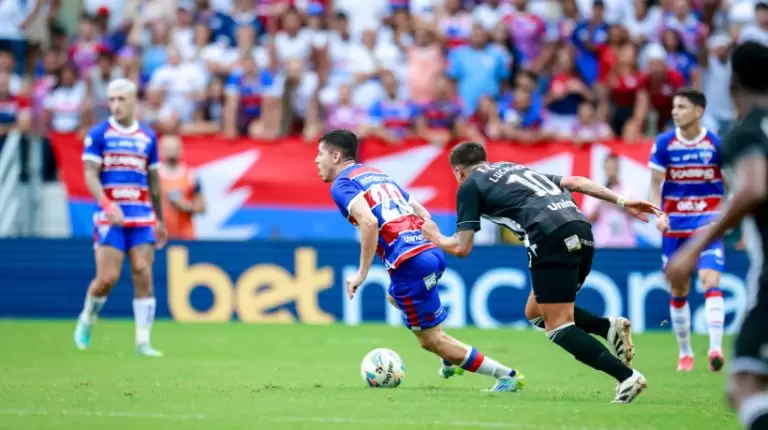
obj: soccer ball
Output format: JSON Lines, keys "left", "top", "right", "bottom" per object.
{"left": 360, "top": 348, "right": 405, "bottom": 388}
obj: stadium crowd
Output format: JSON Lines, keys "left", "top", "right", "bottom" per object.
{"left": 0, "top": 0, "right": 761, "bottom": 148}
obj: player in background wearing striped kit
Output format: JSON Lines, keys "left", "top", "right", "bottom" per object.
{"left": 648, "top": 88, "right": 726, "bottom": 372}
{"left": 73, "top": 78, "right": 167, "bottom": 356}
{"left": 315, "top": 129, "right": 524, "bottom": 392}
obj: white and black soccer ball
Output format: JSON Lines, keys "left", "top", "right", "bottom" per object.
{"left": 360, "top": 348, "right": 405, "bottom": 388}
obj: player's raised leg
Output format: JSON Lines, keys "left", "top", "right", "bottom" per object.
{"left": 664, "top": 238, "right": 695, "bottom": 371}
{"left": 698, "top": 240, "right": 726, "bottom": 371}
{"left": 127, "top": 230, "right": 162, "bottom": 357}
{"left": 74, "top": 229, "right": 126, "bottom": 350}
{"left": 524, "top": 291, "right": 634, "bottom": 366}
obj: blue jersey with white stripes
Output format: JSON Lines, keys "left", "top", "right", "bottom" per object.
{"left": 82, "top": 117, "right": 159, "bottom": 227}
{"left": 330, "top": 164, "right": 436, "bottom": 270}
{"left": 648, "top": 128, "right": 724, "bottom": 238}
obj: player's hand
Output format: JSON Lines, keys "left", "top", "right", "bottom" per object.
{"left": 345, "top": 270, "right": 367, "bottom": 300}
{"left": 665, "top": 244, "right": 699, "bottom": 287}
{"left": 622, "top": 199, "right": 662, "bottom": 223}
{"left": 421, "top": 219, "right": 441, "bottom": 243}
{"left": 155, "top": 221, "right": 168, "bottom": 249}
{"left": 655, "top": 212, "right": 670, "bottom": 232}
{"left": 100, "top": 198, "right": 124, "bottom": 226}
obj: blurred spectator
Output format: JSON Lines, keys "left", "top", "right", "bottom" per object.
{"left": 737, "top": 0, "right": 768, "bottom": 44}
{"left": 148, "top": 46, "right": 206, "bottom": 124}
{"left": 270, "top": 7, "right": 313, "bottom": 70}
{"left": 0, "top": 71, "right": 31, "bottom": 142}
{"left": 469, "top": 95, "right": 502, "bottom": 140}
{"left": 365, "top": 71, "right": 421, "bottom": 143}
{"left": 335, "top": 0, "right": 389, "bottom": 37}
{"left": 87, "top": 49, "right": 123, "bottom": 123}
{"left": 347, "top": 28, "right": 398, "bottom": 109}
{"left": 447, "top": 23, "right": 509, "bottom": 114}
{"left": 183, "top": 75, "right": 225, "bottom": 135}
{"left": 272, "top": 59, "right": 320, "bottom": 138}
{"left": 504, "top": 0, "right": 556, "bottom": 72}
{"left": 0, "top": 0, "right": 42, "bottom": 75}
{"left": 159, "top": 135, "right": 206, "bottom": 240}
{"left": 552, "top": 100, "right": 613, "bottom": 143}
{"left": 583, "top": 153, "right": 637, "bottom": 247}
{"left": 32, "top": 51, "right": 59, "bottom": 131}
{"left": 305, "top": 4, "right": 331, "bottom": 50}
{"left": 140, "top": 88, "right": 178, "bottom": 133}
{"left": 0, "top": 51, "right": 22, "bottom": 95}
{"left": 223, "top": 56, "right": 278, "bottom": 138}
{"left": 660, "top": 0, "right": 704, "bottom": 54}
{"left": 438, "top": 0, "right": 474, "bottom": 51}
{"left": 325, "top": 84, "right": 367, "bottom": 135}
{"left": 43, "top": 62, "right": 89, "bottom": 135}
{"left": 499, "top": 87, "right": 542, "bottom": 142}
{"left": 69, "top": 15, "right": 105, "bottom": 77}
{"left": 172, "top": 1, "right": 197, "bottom": 59}
{"left": 418, "top": 74, "right": 467, "bottom": 144}
{"left": 596, "top": 24, "right": 628, "bottom": 85}
{"left": 473, "top": 0, "right": 512, "bottom": 32}
{"left": 318, "top": 12, "right": 353, "bottom": 106}
{"left": 490, "top": 21, "right": 519, "bottom": 81}
{"left": 576, "top": 0, "right": 631, "bottom": 25}
{"left": 407, "top": 26, "right": 443, "bottom": 104}
{"left": 700, "top": 32, "right": 734, "bottom": 134}
{"left": 544, "top": 48, "right": 592, "bottom": 133}
{"left": 209, "top": 0, "right": 264, "bottom": 47}
{"left": 83, "top": 1, "right": 127, "bottom": 33}
{"left": 637, "top": 43, "right": 685, "bottom": 136}
{"left": 141, "top": 21, "right": 172, "bottom": 84}
{"left": 571, "top": 0, "right": 609, "bottom": 86}
{"left": 602, "top": 43, "right": 643, "bottom": 140}
{"left": 661, "top": 28, "right": 698, "bottom": 86}
{"left": 514, "top": 69, "right": 543, "bottom": 108}
{"left": 558, "top": 0, "right": 582, "bottom": 43}
{"left": 385, "top": 9, "right": 414, "bottom": 55}
{"left": 624, "top": 0, "right": 662, "bottom": 45}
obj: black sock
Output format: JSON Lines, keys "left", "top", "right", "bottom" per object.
{"left": 751, "top": 414, "right": 768, "bottom": 430}
{"left": 549, "top": 324, "right": 633, "bottom": 382}
{"left": 741, "top": 393, "right": 768, "bottom": 430}
{"left": 574, "top": 307, "right": 610, "bottom": 339}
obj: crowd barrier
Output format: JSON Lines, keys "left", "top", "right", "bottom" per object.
{"left": 0, "top": 239, "right": 749, "bottom": 333}
{"left": 49, "top": 134, "right": 658, "bottom": 244}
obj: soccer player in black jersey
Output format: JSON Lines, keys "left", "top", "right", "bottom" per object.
{"left": 666, "top": 41, "right": 768, "bottom": 430}
{"left": 421, "top": 141, "right": 661, "bottom": 403}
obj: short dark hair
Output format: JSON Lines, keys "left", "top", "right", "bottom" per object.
{"left": 320, "top": 129, "right": 359, "bottom": 161}
{"left": 450, "top": 141, "right": 487, "bottom": 168}
{"left": 732, "top": 41, "right": 768, "bottom": 93}
{"left": 675, "top": 88, "right": 706, "bottom": 109}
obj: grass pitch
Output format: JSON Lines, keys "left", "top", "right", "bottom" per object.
{"left": 0, "top": 321, "right": 737, "bottom": 430}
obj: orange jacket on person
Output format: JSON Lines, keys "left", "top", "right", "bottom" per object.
{"left": 158, "top": 162, "right": 203, "bottom": 239}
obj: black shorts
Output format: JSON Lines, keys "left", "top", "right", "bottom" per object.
{"left": 732, "top": 279, "right": 768, "bottom": 376}
{"left": 528, "top": 221, "right": 594, "bottom": 304}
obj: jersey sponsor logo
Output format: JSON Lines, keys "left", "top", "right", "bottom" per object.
{"left": 102, "top": 153, "right": 148, "bottom": 171}
{"left": 663, "top": 196, "right": 722, "bottom": 214}
{"left": 546, "top": 198, "right": 578, "bottom": 211}
{"left": 666, "top": 165, "right": 720, "bottom": 181}
{"left": 105, "top": 186, "right": 149, "bottom": 202}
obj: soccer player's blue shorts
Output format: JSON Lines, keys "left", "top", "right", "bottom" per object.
{"left": 389, "top": 247, "right": 447, "bottom": 331}
{"left": 93, "top": 225, "right": 156, "bottom": 253}
{"left": 662, "top": 236, "right": 725, "bottom": 272}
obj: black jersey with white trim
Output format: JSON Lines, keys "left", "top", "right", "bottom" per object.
{"left": 455, "top": 161, "right": 588, "bottom": 245}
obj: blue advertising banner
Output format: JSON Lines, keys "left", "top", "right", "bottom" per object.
{"left": 0, "top": 239, "right": 751, "bottom": 333}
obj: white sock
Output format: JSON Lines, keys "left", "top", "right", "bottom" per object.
{"left": 739, "top": 393, "right": 768, "bottom": 429}
{"left": 670, "top": 297, "right": 693, "bottom": 357}
{"left": 460, "top": 347, "right": 515, "bottom": 379}
{"left": 704, "top": 288, "right": 725, "bottom": 353}
{"left": 78, "top": 295, "right": 107, "bottom": 324}
{"left": 132, "top": 297, "right": 156, "bottom": 346}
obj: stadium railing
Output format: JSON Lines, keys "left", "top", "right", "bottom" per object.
{"left": 0, "top": 131, "right": 22, "bottom": 236}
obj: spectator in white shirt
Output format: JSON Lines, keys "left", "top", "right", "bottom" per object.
{"left": 270, "top": 7, "right": 313, "bottom": 71}
{"left": 577, "top": 0, "right": 631, "bottom": 25}
{"left": 148, "top": 46, "right": 206, "bottom": 124}
{"left": 473, "top": 0, "right": 513, "bottom": 32}
{"left": 271, "top": 59, "right": 320, "bottom": 138}
{"left": 43, "top": 62, "right": 89, "bottom": 134}
{"left": 624, "top": 0, "right": 662, "bottom": 45}
{"left": 348, "top": 28, "right": 401, "bottom": 109}
{"left": 172, "top": 1, "right": 197, "bottom": 60}
{"left": 319, "top": 12, "right": 354, "bottom": 107}
{"left": 141, "top": 88, "right": 178, "bottom": 133}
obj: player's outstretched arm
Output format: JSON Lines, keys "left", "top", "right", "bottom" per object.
{"left": 421, "top": 220, "right": 474, "bottom": 257}
{"left": 410, "top": 200, "right": 431, "bottom": 222}
{"left": 559, "top": 175, "right": 661, "bottom": 222}
{"left": 345, "top": 198, "right": 380, "bottom": 298}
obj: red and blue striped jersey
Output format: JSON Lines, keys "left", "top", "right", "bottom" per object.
{"left": 648, "top": 128, "right": 724, "bottom": 238}
{"left": 82, "top": 117, "right": 159, "bottom": 227}
{"left": 331, "top": 164, "right": 436, "bottom": 270}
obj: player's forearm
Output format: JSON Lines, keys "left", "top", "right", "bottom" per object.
{"left": 435, "top": 233, "right": 463, "bottom": 256}
{"left": 358, "top": 220, "right": 378, "bottom": 276}
{"left": 148, "top": 170, "right": 165, "bottom": 222}
{"left": 84, "top": 162, "right": 107, "bottom": 202}
{"left": 649, "top": 173, "right": 664, "bottom": 207}
{"left": 561, "top": 176, "right": 622, "bottom": 206}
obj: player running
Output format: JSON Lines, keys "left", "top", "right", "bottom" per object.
{"left": 421, "top": 141, "right": 658, "bottom": 403}
{"left": 73, "top": 78, "right": 167, "bottom": 356}
{"left": 648, "top": 88, "right": 726, "bottom": 372}
{"left": 666, "top": 41, "right": 768, "bottom": 430}
{"left": 315, "top": 130, "right": 524, "bottom": 392}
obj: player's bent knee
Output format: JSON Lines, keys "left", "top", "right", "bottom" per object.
{"left": 699, "top": 269, "right": 721, "bottom": 290}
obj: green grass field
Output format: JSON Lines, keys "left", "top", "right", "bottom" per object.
{"left": 0, "top": 321, "right": 738, "bottom": 430}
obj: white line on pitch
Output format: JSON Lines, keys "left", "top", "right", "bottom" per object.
{"left": 0, "top": 408, "right": 208, "bottom": 420}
